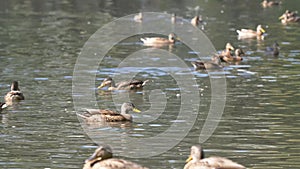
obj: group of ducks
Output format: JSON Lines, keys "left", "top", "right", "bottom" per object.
{"left": 80, "top": 2, "right": 298, "bottom": 168}
{"left": 0, "top": 81, "right": 25, "bottom": 112}
{"left": 83, "top": 145, "right": 245, "bottom": 169}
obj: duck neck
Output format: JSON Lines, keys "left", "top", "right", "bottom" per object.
{"left": 11, "top": 82, "right": 20, "bottom": 91}
{"left": 120, "top": 105, "right": 132, "bottom": 121}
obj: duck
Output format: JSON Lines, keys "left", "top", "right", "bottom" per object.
{"left": 279, "top": 10, "right": 300, "bottom": 24}
{"left": 77, "top": 102, "right": 141, "bottom": 122}
{"left": 191, "top": 55, "right": 223, "bottom": 70}
{"left": 219, "top": 43, "right": 235, "bottom": 62}
{"left": 236, "top": 25, "right": 266, "bottom": 39}
{"left": 266, "top": 42, "right": 280, "bottom": 56}
{"left": 233, "top": 49, "right": 244, "bottom": 61}
{"left": 83, "top": 146, "right": 149, "bottom": 169}
{"left": 191, "top": 16, "right": 202, "bottom": 27}
{"left": 134, "top": 12, "right": 143, "bottom": 23}
{"left": 261, "top": 0, "right": 281, "bottom": 8}
{"left": 97, "top": 77, "right": 149, "bottom": 91}
{"left": 140, "top": 33, "right": 179, "bottom": 46}
{"left": 184, "top": 145, "right": 246, "bottom": 169}
{"left": 4, "top": 81, "right": 25, "bottom": 103}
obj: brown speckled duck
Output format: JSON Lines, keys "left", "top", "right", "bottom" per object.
{"left": 83, "top": 146, "right": 149, "bottom": 169}
{"left": 98, "top": 77, "right": 149, "bottom": 91}
{"left": 184, "top": 145, "right": 245, "bottom": 169}
{"left": 279, "top": 10, "right": 300, "bottom": 24}
{"left": 77, "top": 102, "right": 141, "bottom": 122}
{"left": 191, "top": 16, "right": 202, "bottom": 27}
{"left": 140, "top": 33, "right": 179, "bottom": 46}
{"left": 234, "top": 49, "right": 245, "bottom": 61}
{"left": 191, "top": 55, "right": 223, "bottom": 70}
{"left": 219, "top": 43, "right": 234, "bottom": 62}
{"left": 261, "top": 0, "right": 281, "bottom": 8}
{"left": 237, "top": 25, "right": 266, "bottom": 39}
{"left": 4, "top": 81, "right": 25, "bottom": 103}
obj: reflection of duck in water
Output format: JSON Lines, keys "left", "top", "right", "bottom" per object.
{"left": 83, "top": 146, "right": 149, "bottom": 169}
{"left": 237, "top": 25, "right": 266, "bottom": 39}
{"left": 97, "top": 77, "right": 149, "bottom": 91}
{"left": 77, "top": 102, "right": 141, "bottom": 122}
{"left": 5, "top": 81, "right": 25, "bottom": 104}
{"left": 266, "top": 42, "right": 280, "bottom": 56}
{"left": 184, "top": 145, "right": 245, "bottom": 169}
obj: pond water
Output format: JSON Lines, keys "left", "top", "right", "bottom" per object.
{"left": 0, "top": 0, "right": 299, "bottom": 169}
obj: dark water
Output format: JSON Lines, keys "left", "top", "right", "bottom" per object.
{"left": 0, "top": 0, "right": 299, "bottom": 169}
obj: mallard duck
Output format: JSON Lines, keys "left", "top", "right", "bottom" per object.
{"left": 191, "top": 16, "right": 202, "bottom": 27}
{"left": 236, "top": 25, "right": 266, "bottom": 39}
{"left": 134, "top": 12, "right": 143, "bottom": 23}
{"left": 219, "top": 43, "right": 234, "bottom": 62}
{"left": 184, "top": 145, "right": 245, "bottom": 169}
{"left": 77, "top": 102, "right": 141, "bottom": 122}
{"left": 83, "top": 146, "right": 149, "bottom": 169}
{"left": 140, "top": 33, "right": 179, "bottom": 46}
{"left": 279, "top": 10, "right": 300, "bottom": 24}
{"left": 4, "top": 81, "right": 25, "bottom": 103}
{"left": 191, "top": 55, "right": 223, "bottom": 70}
{"left": 97, "top": 77, "right": 149, "bottom": 91}
{"left": 0, "top": 102, "right": 7, "bottom": 112}
{"left": 261, "top": 0, "right": 281, "bottom": 8}
{"left": 266, "top": 42, "right": 280, "bottom": 56}
{"left": 233, "top": 49, "right": 244, "bottom": 61}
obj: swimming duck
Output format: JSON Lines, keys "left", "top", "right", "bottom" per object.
{"left": 184, "top": 145, "right": 246, "bottom": 169}
{"left": 191, "top": 55, "right": 223, "bottom": 70}
{"left": 83, "top": 146, "right": 149, "bottom": 169}
{"left": 266, "top": 42, "right": 280, "bottom": 56}
{"left": 233, "top": 49, "right": 244, "bottom": 61}
{"left": 236, "top": 25, "right": 266, "bottom": 39}
{"left": 261, "top": 0, "right": 281, "bottom": 8}
{"left": 4, "top": 81, "right": 25, "bottom": 103}
{"left": 97, "top": 77, "right": 149, "bottom": 91}
{"left": 140, "top": 33, "right": 179, "bottom": 46}
{"left": 134, "top": 12, "right": 143, "bottom": 23}
{"left": 77, "top": 102, "right": 141, "bottom": 122}
{"left": 191, "top": 16, "right": 202, "bottom": 27}
{"left": 279, "top": 10, "right": 300, "bottom": 24}
{"left": 219, "top": 43, "right": 235, "bottom": 62}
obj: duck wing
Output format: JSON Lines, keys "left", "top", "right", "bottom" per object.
{"left": 140, "top": 37, "right": 169, "bottom": 44}
{"left": 78, "top": 109, "right": 127, "bottom": 122}
{"left": 116, "top": 80, "right": 148, "bottom": 90}
{"left": 199, "top": 156, "right": 245, "bottom": 169}
{"left": 90, "top": 158, "right": 149, "bottom": 169}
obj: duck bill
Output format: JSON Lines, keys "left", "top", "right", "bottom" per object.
{"left": 278, "top": 15, "right": 284, "bottom": 20}
{"left": 85, "top": 154, "right": 102, "bottom": 164}
{"left": 133, "top": 108, "right": 141, "bottom": 113}
{"left": 260, "top": 28, "right": 266, "bottom": 33}
{"left": 97, "top": 83, "right": 105, "bottom": 89}
{"left": 185, "top": 156, "right": 193, "bottom": 163}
